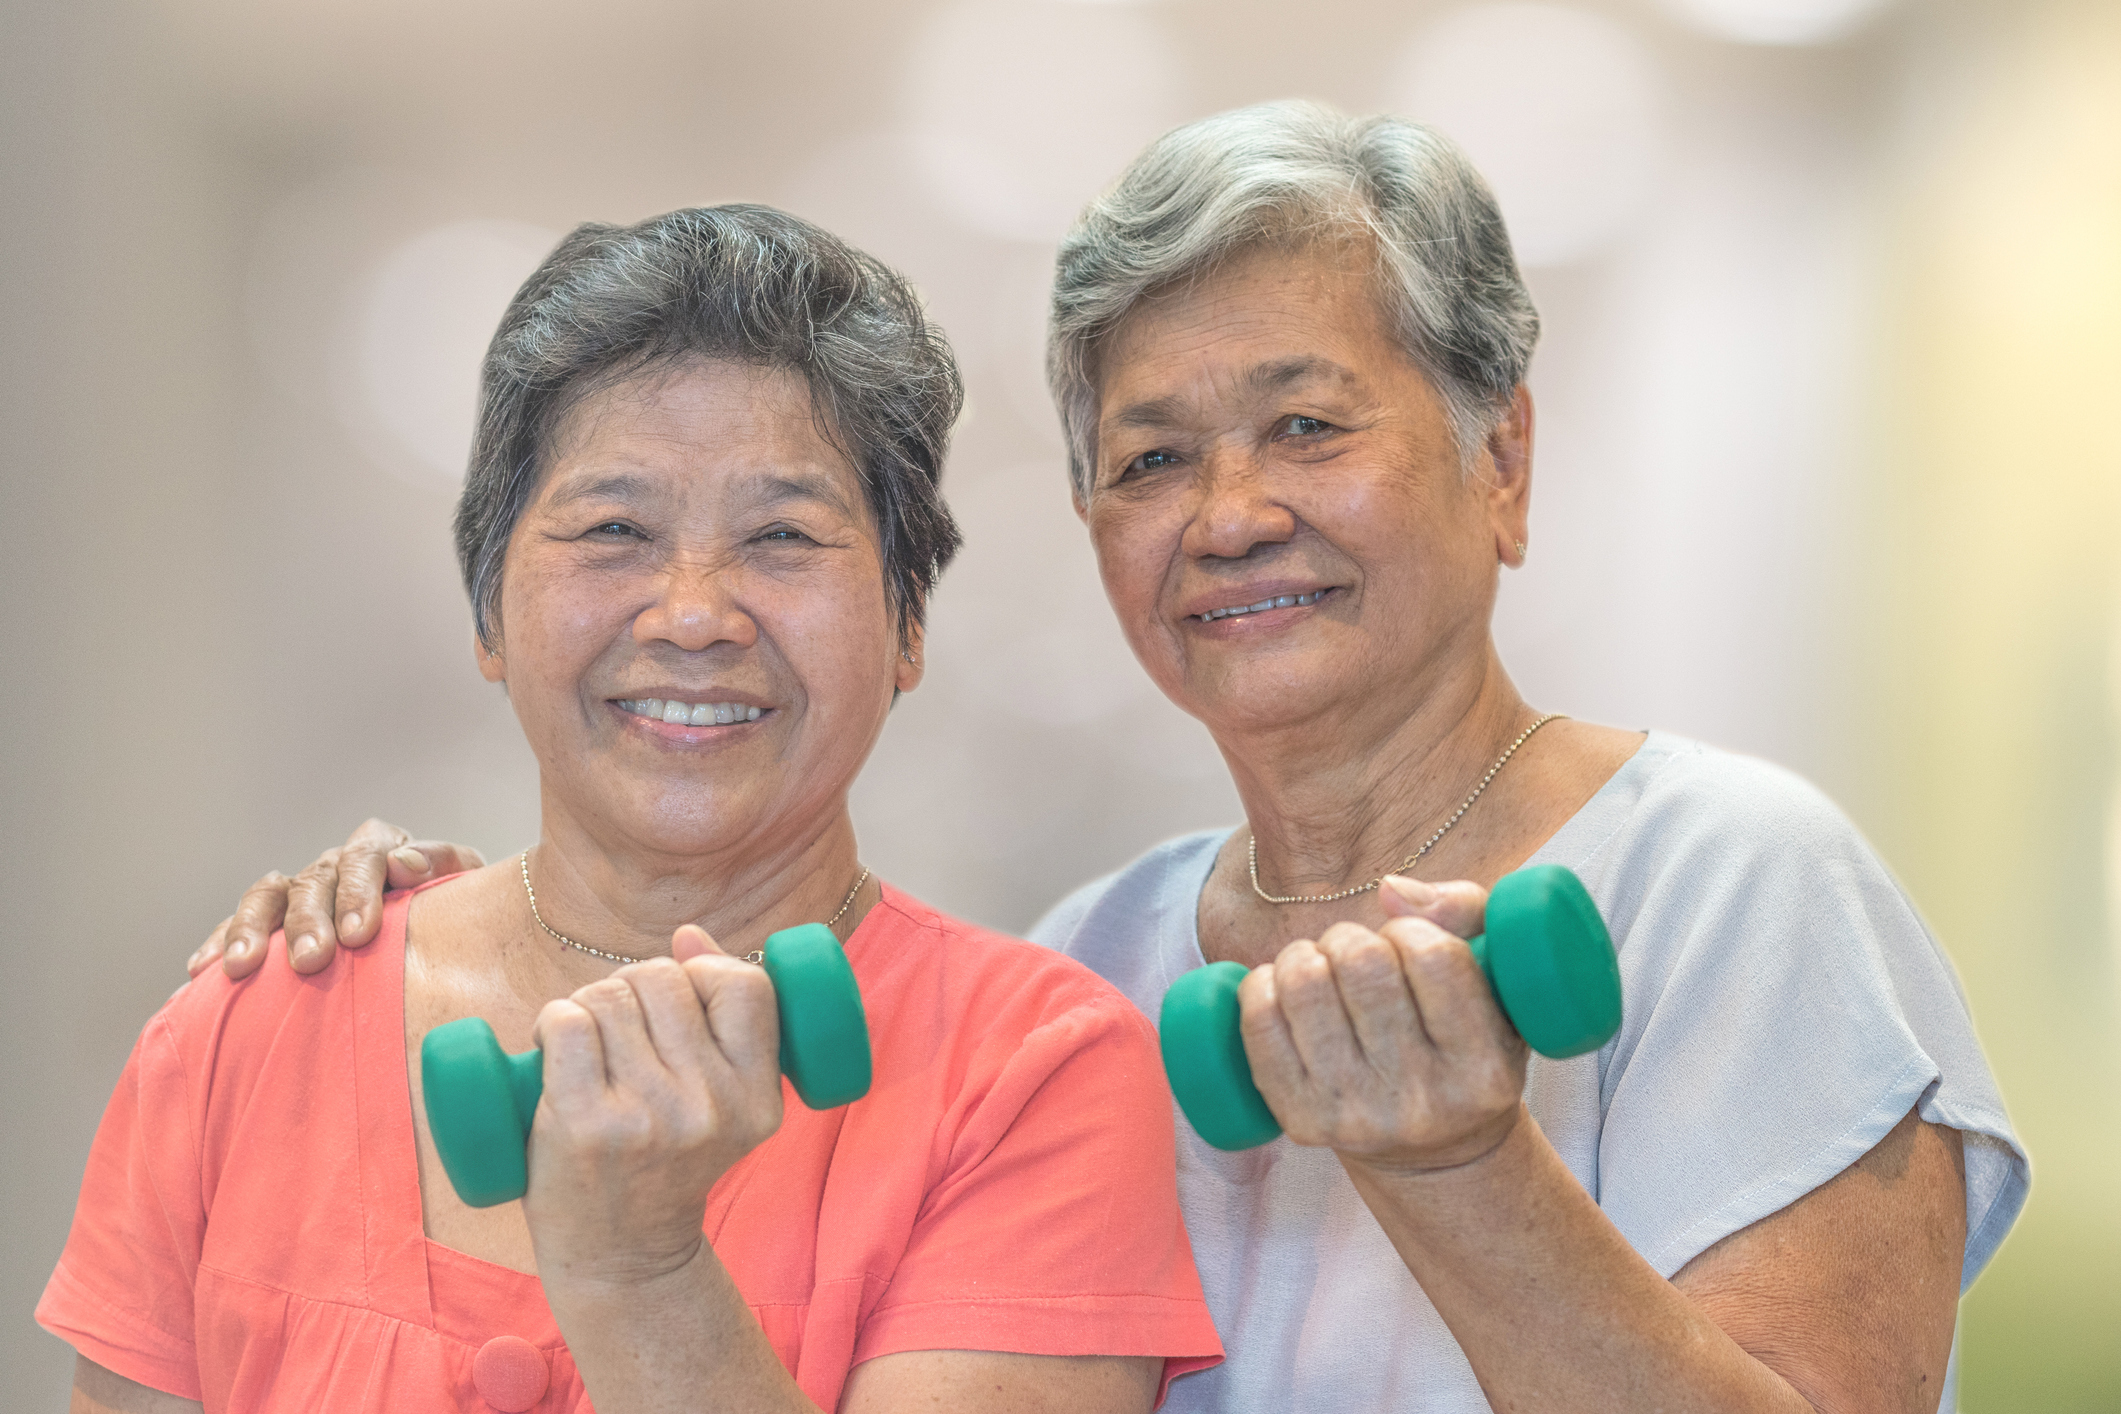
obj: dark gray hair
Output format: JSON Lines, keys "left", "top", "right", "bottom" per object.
{"left": 1047, "top": 100, "right": 1540, "bottom": 500}
{"left": 457, "top": 204, "right": 964, "bottom": 650}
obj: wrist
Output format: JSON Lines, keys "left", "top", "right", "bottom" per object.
{"left": 539, "top": 1228, "right": 710, "bottom": 1304}
{"left": 1338, "top": 1102, "right": 1530, "bottom": 1188}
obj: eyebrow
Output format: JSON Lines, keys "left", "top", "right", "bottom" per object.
{"left": 543, "top": 465, "right": 858, "bottom": 517}
{"left": 745, "top": 470, "right": 858, "bottom": 517}
{"left": 545, "top": 471, "right": 655, "bottom": 506}
{"left": 1105, "top": 356, "right": 1362, "bottom": 430}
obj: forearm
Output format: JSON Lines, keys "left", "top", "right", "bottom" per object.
{"left": 1342, "top": 1108, "right": 1814, "bottom": 1414}
{"left": 543, "top": 1241, "right": 820, "bottom": 1414}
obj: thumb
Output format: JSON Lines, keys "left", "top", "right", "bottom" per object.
{"left": 1382, "top": 875, "right": 1488, "bottom": 939}
{"left": 672, "top": 923, "right": 726, "bottom": 962}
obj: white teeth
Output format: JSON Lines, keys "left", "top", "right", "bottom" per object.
{"left": 1199, "top": 589, "right": 1325, "bottom": 621}
{"left": 617, "top": 699, "right": 766, "bottom": 725}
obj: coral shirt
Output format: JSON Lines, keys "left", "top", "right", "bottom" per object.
{"left": 38, "top": 882, "right": 1222, "bottom": 1412}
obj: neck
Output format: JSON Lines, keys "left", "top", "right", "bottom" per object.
{"left": 1222, "top": 644, "right": 1532, "bottom": 896}
{"left": 522, "top": 801, "right": 866, "bottom": 963}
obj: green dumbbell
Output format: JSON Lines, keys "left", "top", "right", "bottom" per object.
{"left": 421, "top": 922, "right": 871, "bottom": 1207}
{"left": 1160, "top": 864, "right": 1622, "bottom": 1151}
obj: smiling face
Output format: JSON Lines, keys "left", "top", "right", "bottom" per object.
{"left": 479, "top": 358, "right": 919, "bottom": 863}
{"left": 1080, "top": 237, "right": 1532, "bottom": 745}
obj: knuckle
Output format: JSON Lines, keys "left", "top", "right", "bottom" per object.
{"left": 1338, "top": 933, "right": 1399, "bottom": 979}
{"left": 1316, "top": 921, "right": 1374, "bottom": 954}
{"left": 632, "top": 957, "right": 685, "bottom": 985}
{"left": 537, "top": 998, "right": 592, "bottom": 1037}
{"left": 572, "top": 976, "right": 628, "bottom": 1009}
{"left": 1405, "top": 930, "right": 1468, "bottom": 976}
{"left": 1277, "top": 940, "right": 1329, "bottom": 981}
{"left": 728, "top": 967, "right": 775, "bottom": 1004}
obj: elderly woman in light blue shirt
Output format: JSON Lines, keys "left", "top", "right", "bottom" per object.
{"left": 196, "top": 102, "right": 2023, "bottom": 1413}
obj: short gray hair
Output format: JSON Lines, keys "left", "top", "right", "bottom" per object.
{"left": 458, "top": 204, "right": 964, "bottom": 650}
{"left": 1047, "top": 101, "right": 1540, "bottom": 500}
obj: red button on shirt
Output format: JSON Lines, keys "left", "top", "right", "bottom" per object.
{"left": 473, "top": 1335, "right": 548, "bottom": 1411}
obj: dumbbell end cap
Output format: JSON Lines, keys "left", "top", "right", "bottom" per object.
{"left": 421, "top": 1016, "right": 534, "bottom": 1209}
{"left": 1161, "top": 961, "right": 1283, "bottom": 1151}
{"left": 1486, "top": 864, "right": 1624, "bottom": 1059}
{"left": 763, "top": 923, "right": 873, "bottom": 1110}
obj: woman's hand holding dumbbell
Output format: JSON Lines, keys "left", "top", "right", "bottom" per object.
{"left": 1163, "top": 864, "right": 1622, "bottom": 1163}
{"left": 522, "top": 925, "right": 785, "bottom": 1288}
{"left": 1239, "top": 877, "right": 1532, "bottom": 1176}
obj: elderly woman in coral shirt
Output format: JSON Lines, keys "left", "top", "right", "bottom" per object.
{"left": 42, "top": 206, "right": 1221, "bottom": 1414}
{"left": 189, "top": 105, "right": 2024, "bottom": 1412}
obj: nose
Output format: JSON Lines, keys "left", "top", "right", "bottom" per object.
{"left": 1181, "top": 449, "right": 1297, "bottom": 563}
{"left": 632, "top": 557, "right": 759, "bottom": 653}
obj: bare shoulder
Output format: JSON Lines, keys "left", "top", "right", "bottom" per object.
{"left": 403, "top": 861, "right": 542, "bottom": 1049}
{"left": 1673, "top": 1108, "right": 1967, "bottom": 1414}
{"left": 403, "top": 860, "right": 520, "bottom": 962}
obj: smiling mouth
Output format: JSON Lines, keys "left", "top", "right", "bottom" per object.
{"left": 616, "top": 697, "right": 765, "bottom": 727}
{"left": 1191, "top": 588, "right": 1333, "bottom": 623}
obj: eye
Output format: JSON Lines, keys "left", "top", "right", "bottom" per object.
{"left": 583, "top": 519, "right": 645, "bottom": 540}
{"left": 1277, "top": 415, "right": 1331, "bottom": 438}
{"left": 1120, "top": 448, "right": 1181, "bottom": 480}
{"left": 754, "top": 524, "right": 814, "bottom": 545}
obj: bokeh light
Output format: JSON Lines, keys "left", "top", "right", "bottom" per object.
{"left": 1390, "top": 3, "right": 1669, "bottom": 267}
{"left": 351, "top": 220, "right": 558, "bottom": 490}
{"left": 1659, "top": 0, "right": 1899, "bottom": 46}
{"left": 903, "top": 0, "right": 1195, "bottom": 243}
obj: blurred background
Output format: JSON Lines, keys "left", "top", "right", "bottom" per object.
{"left": 2, "top": 0, "right": 2116, "bottom": 1404}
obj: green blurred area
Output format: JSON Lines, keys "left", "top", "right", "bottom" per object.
{"left": 1872, "top": 3, "right": 2121, "bottom": 1405}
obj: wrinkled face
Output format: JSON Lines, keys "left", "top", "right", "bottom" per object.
{"left": 1080, "top": 239, "right": 1529, "bottom": 742}
{"left": 480, "top": 358, "right": 919, "bottom": 859}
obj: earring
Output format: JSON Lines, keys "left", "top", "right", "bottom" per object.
{"left": 1514, "top": 539, "right": 1527, "bottom": 562}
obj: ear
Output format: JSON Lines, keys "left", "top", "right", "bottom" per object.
{"left": 475, "top": 631, "right": 506, "bottom": 685}
{"left": 894, "top": 616, "right": 927, "bottom": 696}
{"left": 1482, "top": 385, "right": 1535, "bottom": 568}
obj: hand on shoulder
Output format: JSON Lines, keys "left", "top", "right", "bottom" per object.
{"left": 188, "top": 819, "right": 483, "bottom": 981}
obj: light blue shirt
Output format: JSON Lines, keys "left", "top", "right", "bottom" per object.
{"left": 1031, "top": 732, "right": 2027, "bottom": 1413}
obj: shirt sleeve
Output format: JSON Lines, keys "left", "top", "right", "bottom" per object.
{"left": 1580, "top": 750, "right": 2029, "bottom": 1288}
{"left": 852, "top": 977, "right": 1223, "bottom": 1400}
{"left": 36, "top": 1008, "right": 207, "bottom": 1401}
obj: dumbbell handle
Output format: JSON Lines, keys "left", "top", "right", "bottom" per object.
{"left": 1160, "top": 864, "right": 1621, "bottom": 1152}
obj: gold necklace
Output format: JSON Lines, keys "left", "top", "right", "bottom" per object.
{"left": 1247, "top": 712, "right": 1565, "bottom": 906}
{"left": 520, "top": 850, "right": 871, "bottom": 965}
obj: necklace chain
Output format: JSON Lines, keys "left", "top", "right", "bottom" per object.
{"left": 1247, "top": 712, "right": 1566, "bottom": 906}
{"left": 520, "top": 850, "right": 871, "bottom": 965}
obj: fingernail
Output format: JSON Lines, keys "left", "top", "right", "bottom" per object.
{"left": 391, "top": 847, "right": 429, "bottom": 873}
{"left": 341, "top": 912, "right": 362, "bottom": 935}
{"left": 1384, "top": 874, "right": 1438, "bottom": 903}
{"left": 291, "top": 935, "right": 320, "bottom": 965}
{"left": 228, "top": 939, "right": 251, "bottom": 960}
{"left": 186, "top": 948, "right": 206, "bottom": 972}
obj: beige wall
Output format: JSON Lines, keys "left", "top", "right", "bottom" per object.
{"left": 2, "top": 0, "right": 2114, "bottom": 1405}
